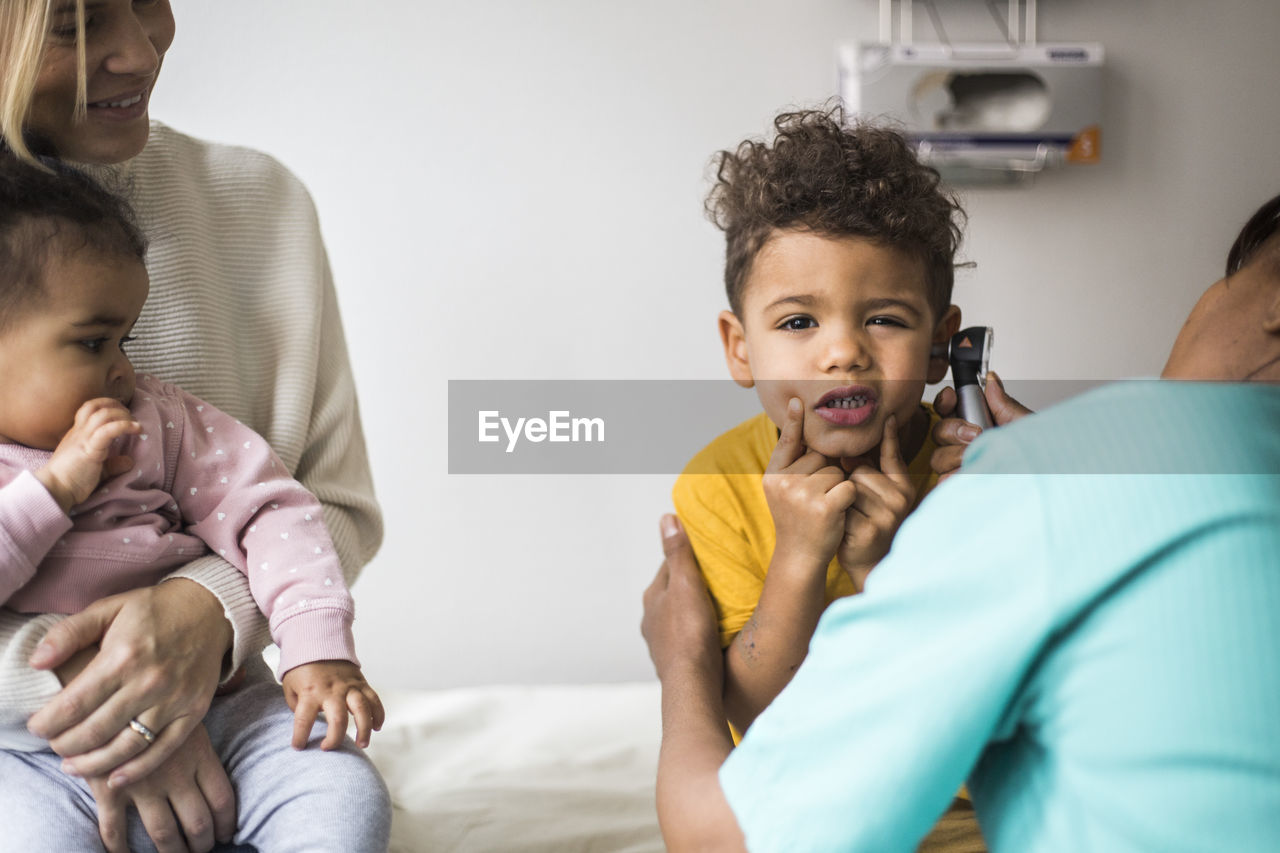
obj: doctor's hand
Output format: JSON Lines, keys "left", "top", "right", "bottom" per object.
{"left": 642, "top": 515, "right": 722, "bottom": 685}
{"left": 931, "top": 371, "right": 1032, "bottom": 481}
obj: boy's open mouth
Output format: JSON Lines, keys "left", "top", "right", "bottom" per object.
{"left": 814, "top": 385, "right": 877, "bottom": 426}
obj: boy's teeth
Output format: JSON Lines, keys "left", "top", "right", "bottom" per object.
{"left": 825, "top": 395, "right": 868, "bottom": 409}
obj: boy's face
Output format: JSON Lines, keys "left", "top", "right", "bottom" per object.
{"left": 720, "top": 230, "right": 959, "bottom": 461}
{"left": 0, "top": 248, "right": 149, "bottom": 450}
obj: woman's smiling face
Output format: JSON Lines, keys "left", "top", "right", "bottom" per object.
{"left": 27, "top": 0, "right": 175, "bottom": 163}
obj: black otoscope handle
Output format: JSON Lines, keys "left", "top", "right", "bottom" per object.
{"left": 949, "top": 327, "right": 994, "bottom": 431}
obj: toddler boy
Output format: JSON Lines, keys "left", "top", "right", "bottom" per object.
{"left": 680, "top": 106, "right": 962, "bottom": 722}
{"left": 672, "top": 105, "right": 980, "bottom": 850}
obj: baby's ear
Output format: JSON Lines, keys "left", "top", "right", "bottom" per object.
{"left": 927, "top": 305, "right": 963, "bottom": 384}
{"left": 718, "top": 311, "right": 754, "bottom": 389}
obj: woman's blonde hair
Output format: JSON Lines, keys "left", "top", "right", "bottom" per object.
{"left": 0, "top": 0, "right": 88, "bottom": 164}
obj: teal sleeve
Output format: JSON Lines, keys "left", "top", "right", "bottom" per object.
{"left": 720, "top": 471, "right": 1051, "bottom": 852}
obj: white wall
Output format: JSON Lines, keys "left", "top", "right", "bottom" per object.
{"left": 153, "top": 0, "right": 1280, "bottom": 689}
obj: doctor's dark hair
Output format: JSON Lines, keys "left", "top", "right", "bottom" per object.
{"left": 0, "top": 154, "right": 146, "bottom": 329}
{"left": 706, "top": 104, "right": 965, "bottom": 318}
{"left": 1226, "top": 193, "right": 1280, "bottom": 278}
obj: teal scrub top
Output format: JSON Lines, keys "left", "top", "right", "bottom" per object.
{"left": 721, "top": 382, "right": 1280, "bottom": 852}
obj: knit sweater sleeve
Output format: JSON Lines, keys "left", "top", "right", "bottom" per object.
{"left": 0, "top": 609, "right": 65, "bottom": 743}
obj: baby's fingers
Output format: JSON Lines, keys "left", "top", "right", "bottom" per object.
{"left": 361, "top": 684, "right": 386, "bottom": 733}
{"left": 86, "top": 418, "right": 141, "bottom": 455}
{"left": 291, "top": 698, "right": 320, "bottom": 750}
{"left": 347, "top": 689, "right": 375, "bottom": 748}
{"left": 321, "top": 696, "right": 349, "bottom": 751}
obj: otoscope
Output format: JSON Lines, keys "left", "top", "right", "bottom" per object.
{"left": 946, "top": 326, "right": 994, "bottom": 430}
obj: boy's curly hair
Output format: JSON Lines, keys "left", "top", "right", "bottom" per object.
{"left": 707, "top": 104, "right": 965, "bottom": 318}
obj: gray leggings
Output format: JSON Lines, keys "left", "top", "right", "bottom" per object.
{"left": 0, "top": 674, "right": 391, "bottom": 852}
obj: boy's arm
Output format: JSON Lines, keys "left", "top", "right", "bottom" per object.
{"left": 722, "top": 548, "right": 830, "bottom": 734}
{"left": 727, "top": 416, "right": 928, "bottom": 731}
{"left": 683, "top": 400, "right": 856, "bottom": 735}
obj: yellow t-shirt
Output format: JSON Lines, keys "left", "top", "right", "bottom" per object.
{"left": 673, "top": 404, "right": 943, "bottom": 650}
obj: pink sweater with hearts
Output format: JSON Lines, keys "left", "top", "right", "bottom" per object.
{"left": 0, "top": 375, "right": 356, "bottom": 677}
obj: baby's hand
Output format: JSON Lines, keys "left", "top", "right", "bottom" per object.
{"left": 281, "top": 660, "right": 385, "bottom": 750}
{"left": 837, "top": 415, "right": 916, "bottom": 592}
{"left": 36, "top": 398, "right": 139, "bottom": 512}
{"left": 763, "top": 398, "right": 858, "bottom": 570}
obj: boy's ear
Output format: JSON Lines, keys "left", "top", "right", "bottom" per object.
{"left": 718, "top": 310, "right": 755, "bottom": 389}
{"left": 927, "top": 305, "right": 963, "bottom": 384}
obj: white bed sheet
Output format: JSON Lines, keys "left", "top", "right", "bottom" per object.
{"left": 365, "top": 681, "right": 665, "bottom": 853}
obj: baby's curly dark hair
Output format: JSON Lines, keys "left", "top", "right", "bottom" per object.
{"left": 0, "top": 153, "right": 146, "bottom": 329}
{"left": 707, "top": 104, "right": 965, "bottom": 318}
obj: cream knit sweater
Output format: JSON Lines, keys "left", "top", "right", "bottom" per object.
{"left": 0, "top": 122, "right": 383, "bottom": 732}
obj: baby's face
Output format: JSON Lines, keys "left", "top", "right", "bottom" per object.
{"left": 722, "top": 230, "right": 951, "bottom": 461}
{"left": 0, "top": 250, "right": 149, "bottom": 450}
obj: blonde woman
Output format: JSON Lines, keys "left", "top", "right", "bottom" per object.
{"left": 0, "top": 1, "right": 390, "bottom": 850}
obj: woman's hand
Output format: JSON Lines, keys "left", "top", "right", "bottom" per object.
{"left": 88, "top": 723, "right": 237, "bottom": 853}
{"left": 25, "top": 579, "right": 233, "bottom": 786}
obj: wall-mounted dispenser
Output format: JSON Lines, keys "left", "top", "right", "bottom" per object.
{"left": 841, "top": 1, "right": 1103, "bottom": 185}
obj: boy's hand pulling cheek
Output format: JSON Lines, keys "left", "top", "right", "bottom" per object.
{"left": 837, "top": 415, "right": 916, "bottom": 591}
{"left": 762, "top": 398, "right": 859, "bottom": 570}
